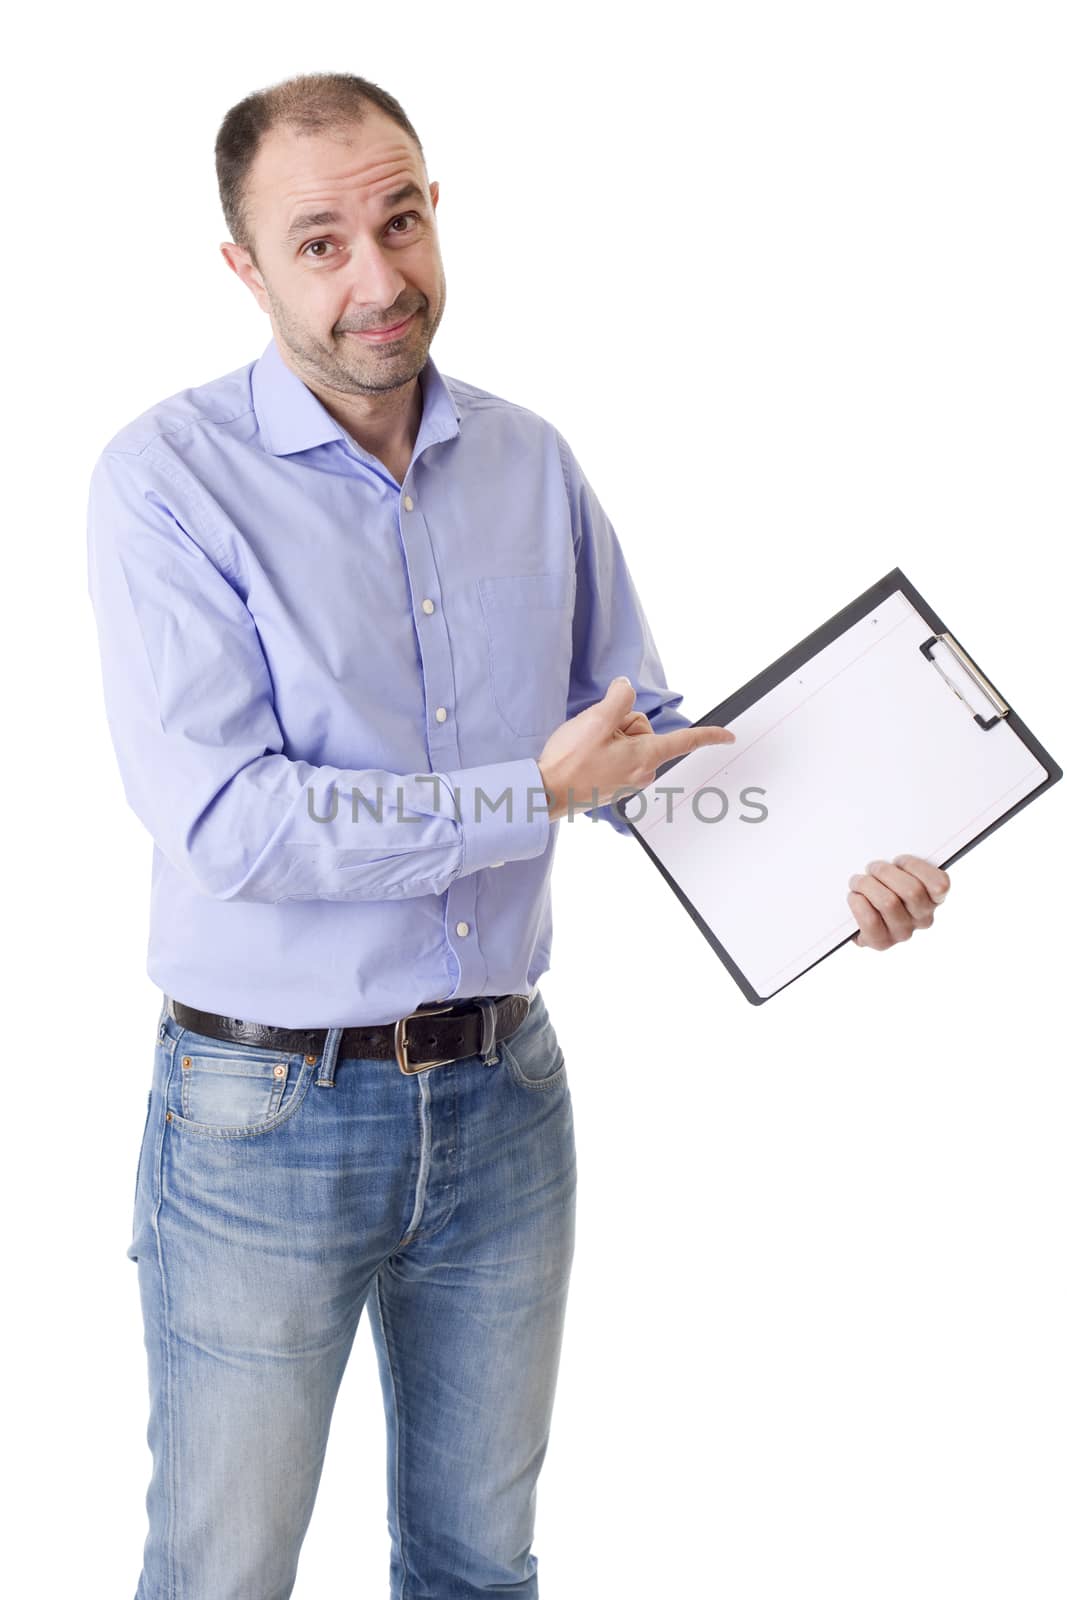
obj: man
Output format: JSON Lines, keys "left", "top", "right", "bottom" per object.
{"left": 86, "top": 71, "right": 952, "bottom": 1600}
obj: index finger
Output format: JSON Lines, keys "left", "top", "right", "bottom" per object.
{"left": 892, "top": 853, "right": 951, "bottom": 903}
{"left": 643, "top": 723, "right": 736, "bottom": 766}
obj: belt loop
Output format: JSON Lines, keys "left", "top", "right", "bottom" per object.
{"left": 474, "top": 997, "right": 499, "bottom": 1066}
{"left": 314, "top": 1025, "right": 345, "bottom": 1088}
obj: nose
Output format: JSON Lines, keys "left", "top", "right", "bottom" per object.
{"left": 344, "top": 240, "right": 410, "bottom": 321}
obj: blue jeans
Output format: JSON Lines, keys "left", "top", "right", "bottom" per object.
{"left": 128, "top": 986, "right": 577, "bottom": 1599}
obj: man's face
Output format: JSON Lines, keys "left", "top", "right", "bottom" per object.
{"left": 226, "top": 110, "right": 446, "bottom": 395}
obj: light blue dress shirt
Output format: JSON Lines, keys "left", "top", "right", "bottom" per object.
{"left": 86, "top": 336, "right": 693, "bottom": 1025}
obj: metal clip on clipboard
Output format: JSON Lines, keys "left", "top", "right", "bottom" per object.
{"left": 920, "top": 632, "right": 1010, "bottom": 731}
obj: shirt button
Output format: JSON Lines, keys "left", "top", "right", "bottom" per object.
{"left": 421, "top": 598, "right": 435, "bottom": 614}
{"left": 456, "top": 921, "right": 470, "bottom": 937}
{"left": 403, "top": 494, "right": 415, "bottom": 511}
{"left": 435, "top": 706, "right": 448, "bottom": 722}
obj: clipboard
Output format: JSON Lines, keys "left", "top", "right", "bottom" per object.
{"left": 613, "top": 567, "right": 1062, "bottom": 1005}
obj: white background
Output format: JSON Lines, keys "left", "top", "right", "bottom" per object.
{"left": 5, "top": 3, "right": 1065, "bottom": 1595}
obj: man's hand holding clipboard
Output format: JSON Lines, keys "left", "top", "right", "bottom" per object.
{"left": 846, "top": 855, "right": 952, "bottom": 951}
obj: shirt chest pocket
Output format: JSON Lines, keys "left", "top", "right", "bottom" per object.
{"left": 477, "top": 571, "right": 576, "bottom": 738}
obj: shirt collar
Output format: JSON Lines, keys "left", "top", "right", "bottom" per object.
{"left": 251, "top": 334, "right": 462, "bottom": 458}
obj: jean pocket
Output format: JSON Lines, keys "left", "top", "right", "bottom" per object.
{"left": 478, "top": 570, "right": 575, "bottom": 738}
{"left": 168, "top": 1031, "right": 313, "bottom": 1139}
{"left": 500, "top": 995, "right": 568, "bottom": 1092}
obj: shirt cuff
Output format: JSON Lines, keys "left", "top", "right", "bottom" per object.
{"left": 443, "top": 757, "right": 553, "bottom": 877}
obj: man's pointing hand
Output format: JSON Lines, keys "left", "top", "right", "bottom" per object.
{"left": 536, "top": 676, "right": 735, "bottom": 823}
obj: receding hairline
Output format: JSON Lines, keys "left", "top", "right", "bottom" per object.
{"left": 246, "top": 119, "right": 430, "bottom": 246}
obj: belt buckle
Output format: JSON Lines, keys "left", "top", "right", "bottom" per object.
{"left": 394, "top": 1003, "right": 458, "bottom": 1075}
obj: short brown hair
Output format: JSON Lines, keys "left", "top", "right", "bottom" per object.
{"left": 215, "top": 71, "right": 425, "bottom": 261}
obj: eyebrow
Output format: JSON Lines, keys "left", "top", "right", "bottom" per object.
{"left": 283, "top": 183, "right": 425, "bottom": 244}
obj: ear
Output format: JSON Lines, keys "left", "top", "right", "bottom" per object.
{"left": 430, "top": 180, "right": 439, "bottom": 211}
{"left": 219, "top": 242, "right": 270, "bottom": 315}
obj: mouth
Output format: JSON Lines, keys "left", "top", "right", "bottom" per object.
{"left": 347, "top": 312, "right": 417, "bottom": 344}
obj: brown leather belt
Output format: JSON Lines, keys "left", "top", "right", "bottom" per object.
{"left": 167, "top": 992, "right": 532, "bottom": 1075}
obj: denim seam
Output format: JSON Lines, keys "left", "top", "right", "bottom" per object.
{"left": 133, "top": 1088, "right": 153, "bottom": 1219}
{"left": 153, "top": 1031, "right": 179, "bottom": 1600}
{"left": 374, "top": 1272, "right": 411, "bottom": 1599}
{"left": 396, "top": 1075, "right": 463, "bottom": 1247}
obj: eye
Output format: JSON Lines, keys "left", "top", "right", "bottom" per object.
{"left": 300, "top": 211, "right": 421, "bottom": 259}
